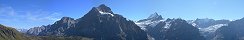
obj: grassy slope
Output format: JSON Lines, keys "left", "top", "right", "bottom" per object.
{"left": 0, "top": 24, "right": 93, "bottom": 40}
{"left": 0, "top": 24, "right": 29, "bottom": 40}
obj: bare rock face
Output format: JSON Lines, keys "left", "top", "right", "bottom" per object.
{"left": 27, "top": 4, "right": 149, "bottom": 40}
{"left": 27, "top": 26, "right": 46, "bottom": 35}
{"left": 163, "top": 19, "right": 205, "bottom": 40}
{"left": 27, "top": 17, "right": 76, "bottom": 36}
{"left": 38, "top": 17, "right": 76, "bottom": 36}
{"left": 64, "top": 4, "right": 148, "bottom": 40}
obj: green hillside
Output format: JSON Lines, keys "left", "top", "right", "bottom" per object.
{"left": 0, "top": 24, "right": 29, "bottom": 40}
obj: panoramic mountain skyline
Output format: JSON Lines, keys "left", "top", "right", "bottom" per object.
{"left": 1, "top": 0, "right": 244, "bottom": 29}
{"left": 1, "top": 0, "right": 244, "bottom": 40}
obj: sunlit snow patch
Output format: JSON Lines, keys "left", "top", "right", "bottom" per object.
{"left": 135, "top": 20, "right": 164, "bottom": 30}
{"left": 164, "top": 21, "right": 171, "bottom": 29}
{"left": 200, "top": 24, "right": 227, "bottom": 32}
{"left": 98, "top": 11, "right": 114, "bottom": 16}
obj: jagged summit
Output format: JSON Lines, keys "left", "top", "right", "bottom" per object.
{"left": 97, "top": 4, "right": 112, "bottom": 13}
{"left": 60, "top": 17, "right": 74, "bottom": 20}
{"left": 137, "top": 12, "right": 163, "bottom": 22}
{"left": 86, "top": 4, "right": 114, "bottom": 17}
{"left": 56, "top": 17, "right": 75, "bottom": 24}
{"left": 147, "top": 12, "right": 162, "bottom": 19}
{"left": 147, "top": 12, "right": 163, "bottom": 20}
{"left": 96, "top": 4, "right": 114, "bottom": 17}
{"left": 136, "top": 12, "right": 164, "bottom": 31}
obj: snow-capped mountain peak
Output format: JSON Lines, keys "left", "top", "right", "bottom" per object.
{"left": 147, "top": 12, "right": 162, "bottom": 19}
{"left": 94, "top": 4, "right": 114, "bottom": 17}
{"left": 97, "top": 4, "right": 112, "bottom": 13}
{"left": 136, "top": 13, "right": 164, "bottom": 30}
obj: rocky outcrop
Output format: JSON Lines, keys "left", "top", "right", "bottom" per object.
{"left": 26, "top": 26, "right": 46, "bottom": 35}
{"left": 38, "top": 17, "right": 76, "bottom": 36}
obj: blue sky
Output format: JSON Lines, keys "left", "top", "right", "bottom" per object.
{"left": 0, "top": 0, "right": 244, "bottom": 29}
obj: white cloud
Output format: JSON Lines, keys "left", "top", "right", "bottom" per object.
{"left": 0, "top": 5, "right": 62, "bottom": 23}
{"left": 0, "top": 5, "right": 63, "bottom": 29}
{"left": 0, "top": 6, "right": 16, "bottom": 16}
{"left": 23, "top": 9, "right": 62, "bottom": 22}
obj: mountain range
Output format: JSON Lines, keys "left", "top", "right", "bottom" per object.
{"left": 136, "top": 13, "right": 205, "bottom": 40}
{"left": 1, "top": 4, "right": 244, "bottom": 40}
{"left": 135, "top": 13, "right": 239, "bottom": 40}
{"left": 26, "top": 4, "right": 148, "bottom": 40}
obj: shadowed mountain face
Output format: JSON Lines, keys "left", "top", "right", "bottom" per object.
{"left": 27, "top": 17, "right": 76, "bottom": 36}
{"left": 163, "top": 19, "right": 205, "bottom": 40}
{"left": 38, "top": 17, "right": 76, "bottom": 36}
{"left": 213, "top": 18, "right": 244, "bottom": 40}
{"left": 65, "top": 4, "right": 148, "bottom": 40}
{"left": 27, "top": 4, "right": 148, "bottom": 40}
